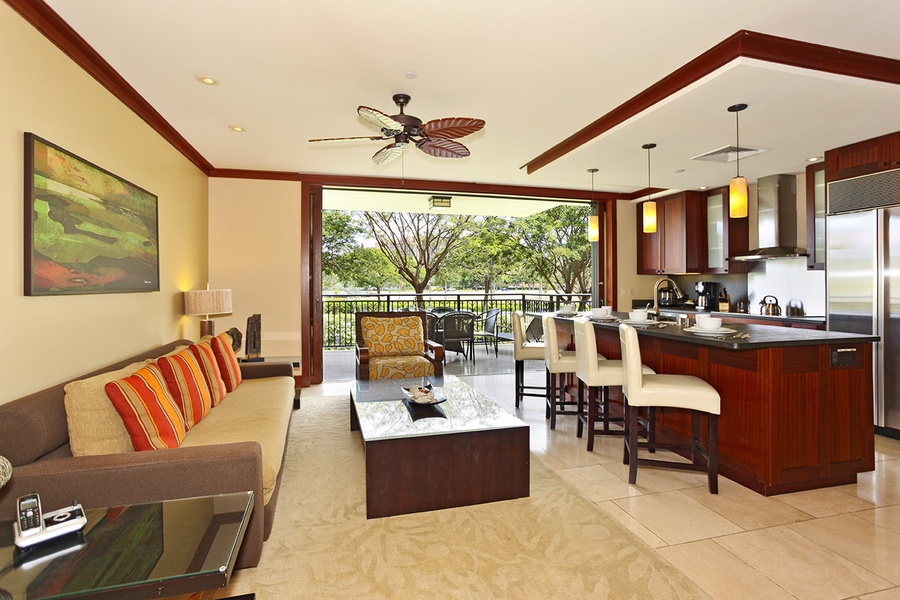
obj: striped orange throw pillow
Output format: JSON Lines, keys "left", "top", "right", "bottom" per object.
{"left": 105, "top": 363, "right": 187, "bottom": 451}
{"left": 210, "top": 333, "right": 242, "bottom": 392}
{"left": 188, "top": 341, "right": 227, "bottom": 406}
{"left": 157, "top": 350, "right": 213, "bottom": 428}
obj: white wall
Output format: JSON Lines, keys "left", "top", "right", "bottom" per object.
{"left": 207, "top": 178, "right": 304, "bottom": 359}
{"left": 1, "top": 4, "right": 209, "bottom": 403}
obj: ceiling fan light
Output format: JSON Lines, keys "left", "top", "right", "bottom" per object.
{"left": 642, "top": 201, "right": 657, "bottom": 233}
{"left": 588, "top": 215, "right": 600, "bottom": 242}
{"left": 729, "top": 176, "right": 749, "bottom": 218}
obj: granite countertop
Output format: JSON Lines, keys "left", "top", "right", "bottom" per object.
{"left": 632, "top": 300, "right": 826, "bottom": 324}
{"left": 560, "top": 312, "right": 877, "bottom": 350}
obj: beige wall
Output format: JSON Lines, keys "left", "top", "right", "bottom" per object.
{"left": 208, "top": 178, "right": 303, "bottom": 359}
{"left": 1, "top": 5, "right": 209, "bottom": 403}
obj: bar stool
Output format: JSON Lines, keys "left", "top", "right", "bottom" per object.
{"left": 511, "top": 311, "right": 545, "bottom": 408}
{"left": 573, "top": 317, "right": 655, "bottom": 451}
{"left": 619, "top": 323, "right": 721, "bottom": 494}
{"left": 543, "top": 315, "right": 578, "bottom": 429}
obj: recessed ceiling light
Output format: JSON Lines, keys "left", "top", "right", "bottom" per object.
{"left": 229, "top": 125, "right": 245, "bottom": 133}
{"left": 699, "top": 186, "right": 709, "bottom": 190}
{"left": 807, "top": 156, "right": 821, "bottom": 162}
{"left": 404, "top": 71, "right": 418, "bottom": 80}
{"left": 197, "top": 75, "right": 219, "bottom": 86}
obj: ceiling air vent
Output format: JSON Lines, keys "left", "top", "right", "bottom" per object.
{"left": 691, "top": 145, "right": 768, "bottom": 163}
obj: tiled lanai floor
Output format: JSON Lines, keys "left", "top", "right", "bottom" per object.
{"left": 315, "top": 345, "right": 900, "bottom": 600}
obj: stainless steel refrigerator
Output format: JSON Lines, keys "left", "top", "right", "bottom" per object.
{"left": 827, "top": 168, "right": 900, "bottom": 437}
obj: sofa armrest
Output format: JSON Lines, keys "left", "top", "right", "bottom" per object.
{"left": 239, "top": 361, "right": 293, "bottom": 379}
{"left": 0, "top": 442, "right": 266, "bottom": 566}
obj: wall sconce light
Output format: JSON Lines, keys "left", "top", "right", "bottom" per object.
{"left": 184, "top": 287, "right": 233, "bottom": 337}
{"left": 642, "top": 143, "right": 657, "bottom": 233}
{"left": 587, "top": 168, "right": 600, "bottom": 242}
{"left": 429, "top": 195, "right": 452, "bottom": 210}
{"left": 728, "top": 103, "right": 749, "bottom": 219}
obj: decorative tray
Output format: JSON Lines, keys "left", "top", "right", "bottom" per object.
{"left": 401, "top": 383, "right": 447, "bottom": 405}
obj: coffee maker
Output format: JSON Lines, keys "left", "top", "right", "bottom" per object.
{"left": 694, "top": 281, "right": 720, "bottom": 311}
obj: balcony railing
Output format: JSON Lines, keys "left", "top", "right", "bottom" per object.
{"left": 322, "top": 291, "right": 593, "bottom": 348}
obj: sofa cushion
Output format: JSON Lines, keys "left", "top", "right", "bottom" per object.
{"left": 179, "top": 375, "right": 294, "bottom": 504}
{"left": 188, "top": 341, "right": 227, "bottom": 406}
{"left": 360, "top": 315, "right": 426, "bottom": 357}
{"left": 157, "top": 351, "right": 212, "bottom": 429}
{"left": 64, "top": 362, "right": 146, "bottom": 457}
{"left": 211, "top": 333, "right": 242, "bottom": 392}
{"left": 105, "top": 364, "right": 187, "bottom": 451}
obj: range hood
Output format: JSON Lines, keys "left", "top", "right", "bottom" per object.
{"left": 730, "top": 174, "right": 808, "bottom": 261}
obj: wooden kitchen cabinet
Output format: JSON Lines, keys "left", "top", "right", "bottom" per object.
{"left": 637, "top": 191, "right": 704, "bottom": 275}
{"left": 806, "top": 162, "right": 826, "bottom": 270}
{"left": 704, "top": 186, "right": 749, "bottom": 274}
{"left": 825, "top": 131, "right": 900, "bottom": 183}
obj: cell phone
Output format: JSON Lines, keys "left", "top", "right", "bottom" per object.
{"left": 14, "top": 493, "right": 88, "bottom": 548}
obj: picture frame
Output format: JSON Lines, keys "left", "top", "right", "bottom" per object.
{"left": 24, "top": 133, "right": 159, "bottom": 296}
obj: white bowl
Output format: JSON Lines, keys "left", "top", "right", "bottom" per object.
{"left": 628, "top": 310, "right": 648, "bottom": 322}
{"left": 592, "top": 307, "right": 611, "bottom": 318}
{"left": 696, "top": 317, "right": 723, "bottom": 330}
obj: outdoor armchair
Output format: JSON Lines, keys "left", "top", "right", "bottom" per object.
{"left": 355, "top": 311, "right": 444, "bottom": 380}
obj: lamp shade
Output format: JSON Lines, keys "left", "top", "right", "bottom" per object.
{"left": 588, "top": 215, "right": 600, "bottom": 242}
{"left": 729, "top": 176, "right": 749, "bottom": 218}
{"left": 184, "top": 289, "right": 233, "bottom": 316}
{"left": 642, "top": 201, "right": 657, "bottom": 233}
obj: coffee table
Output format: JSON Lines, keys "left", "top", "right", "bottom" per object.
{"left": 0, "top": 492, "right": 253, "bottom": 600}
{"left": 350, "top": 374, "right": 530, "bottom": 519}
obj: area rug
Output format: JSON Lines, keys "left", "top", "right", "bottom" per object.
{"left": 208, "top": 395, "right": 709, "bottom": 600}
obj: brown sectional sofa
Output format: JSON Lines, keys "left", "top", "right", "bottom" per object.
{"left": 0, "top": 340, "right": 295, "bottom": 569}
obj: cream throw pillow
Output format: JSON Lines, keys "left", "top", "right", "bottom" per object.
{"left": 64, "top": 362, "right": 146, "bottom": 456}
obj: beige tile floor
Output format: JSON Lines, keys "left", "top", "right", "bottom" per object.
{"left": 307, "top": 371, "right": 900, "bottom": 600}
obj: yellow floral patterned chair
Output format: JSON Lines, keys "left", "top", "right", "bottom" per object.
{"left": 355, "top": 311, "right": 445, "bottom": 380}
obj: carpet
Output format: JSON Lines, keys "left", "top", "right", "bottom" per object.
{"left": 209, "top": 395, "right": 710, "bottom": 599}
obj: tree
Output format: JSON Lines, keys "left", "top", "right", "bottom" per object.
{"left": 363, "top": 211, "right": 473, "bottom": 297}
{"left": 449, "top": 216, "right": 522, "bottom": 295}
{"left": 515, "top": 205, "right": 592, "bottom": 298}
{"left": 321, "top": 211, "right": 365, "bottom": 277}
{"left": 342, "top": 246, "right": 401, "bottom": 293}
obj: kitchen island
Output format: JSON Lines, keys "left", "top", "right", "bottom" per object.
{"left": 550, "top": 314, "right": 877, "bottom": 495}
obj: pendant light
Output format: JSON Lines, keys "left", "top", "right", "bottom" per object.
{"left": 587, "top": 168, "right": 600, "bottom": 242}
{"left": 642, "top": 143, "right": 657, "bottom": 233}
{"left": 728, "top": 103, "right": 749, "bottom": 219}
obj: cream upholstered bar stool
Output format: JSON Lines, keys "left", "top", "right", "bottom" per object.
{"left": 619, "top": 323, "right": 721, "bottom": 493}
{"left": 543, "top": 315, "right": 578, "bottom": 429}
{"left": 511, "top": 311, "right": 545, "bottom": 408}
{"left": 573, "top": 317, "right": 655, "bottom": 451}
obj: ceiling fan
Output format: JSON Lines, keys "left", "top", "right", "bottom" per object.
{"left": 308, "top": 94, "right": 485, "bottom": 165}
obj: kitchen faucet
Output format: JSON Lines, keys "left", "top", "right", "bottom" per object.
{"left": 647, "top": 277, "right": 684, "bottom": 319}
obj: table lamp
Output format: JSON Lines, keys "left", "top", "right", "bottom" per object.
{"left": 184, "top": 288, "right": 233, "bottom": 337}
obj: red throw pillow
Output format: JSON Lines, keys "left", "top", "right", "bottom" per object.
{"left": 210, "top": 333, "right": 242, "bottom": 392}
{"left": 157, "top": 350, "right": 213, "bottom": 428}
{"left": 104, "top": 364, "right": 187, "bottom": 451}
{"left": 188, "top": 341, "right": 227, "bottom": 406}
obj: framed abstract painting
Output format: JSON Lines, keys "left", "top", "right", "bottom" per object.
{"left": 24, "top": 133, "right": 159, "bottom": 295}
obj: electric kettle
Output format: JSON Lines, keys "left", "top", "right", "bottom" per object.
{"left": 759, "top": 295, "right": 782, "bottom": 316}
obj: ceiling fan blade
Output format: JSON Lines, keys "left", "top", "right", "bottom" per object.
{"left": 358, "top": 106, "right": 403, "bottom": 134}
{"left": 421, "top": 117, "right": 485, "bottom": 139}
{"left": 372, "top": 141, "right": 408, "bottom": 165}
{"left": 416, "top": 138, "right": 470, "bottom": 159}
{"left": 308, "top": 135, "right": 386, "bottom": 142}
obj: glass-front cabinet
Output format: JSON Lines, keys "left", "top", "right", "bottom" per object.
{"left": 703, "top": 186, "right": 748, "bottom": 273}
{"left": 806, "top": 162, "right": 826, "bottom": 270}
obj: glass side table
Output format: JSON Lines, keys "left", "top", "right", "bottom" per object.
{"left": 0, "top": 491, "right": 253, "bottom": 600}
